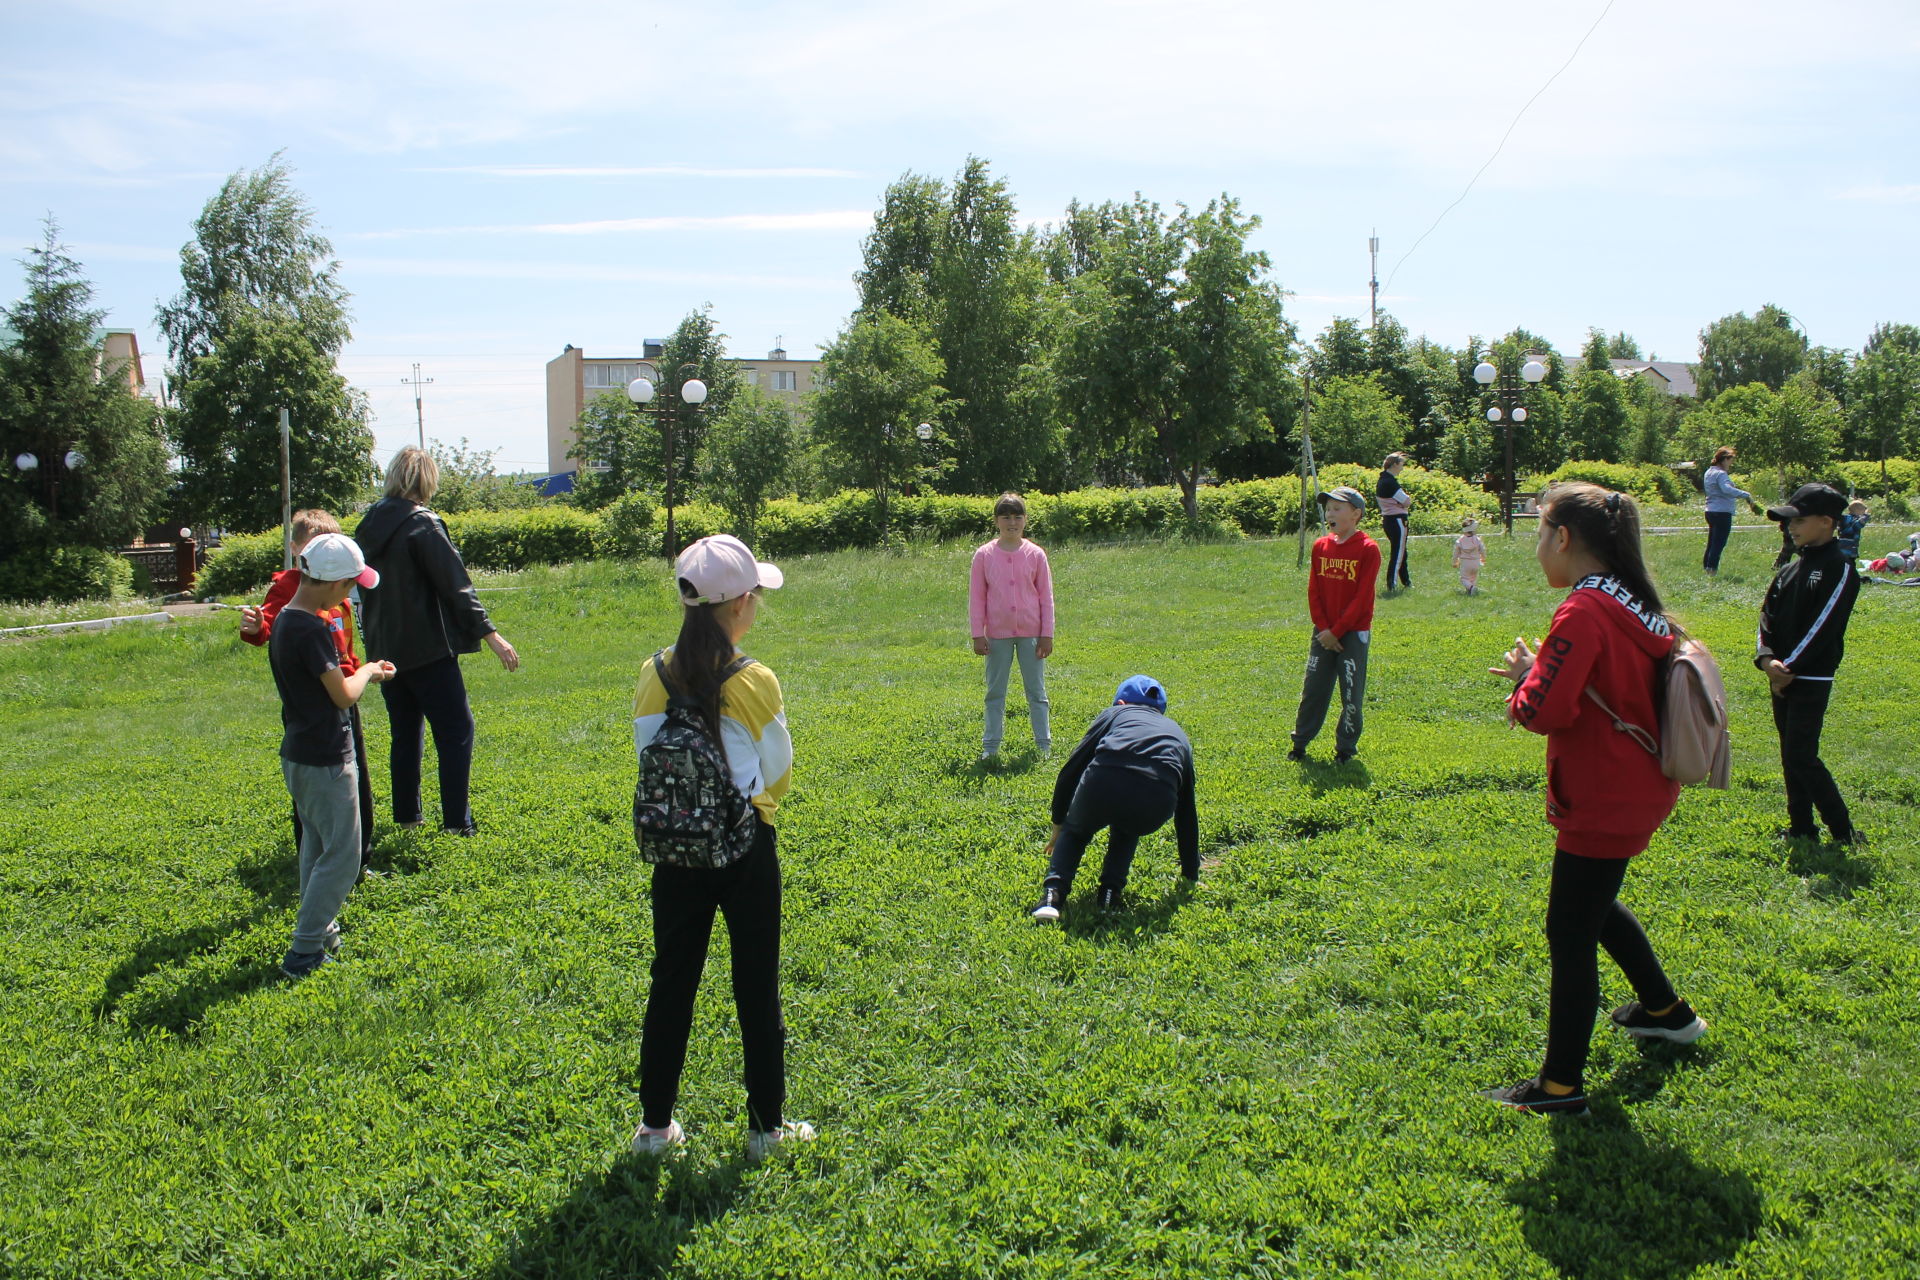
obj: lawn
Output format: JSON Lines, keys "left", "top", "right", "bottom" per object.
{"left": 1, "top": 522, "right": 1915, "bottom": 1279}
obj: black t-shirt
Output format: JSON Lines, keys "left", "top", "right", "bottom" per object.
{"left": 269, "top": 607, "right": 352, "bottom": 766}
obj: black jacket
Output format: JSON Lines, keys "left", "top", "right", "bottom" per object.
{"left": 1756, "top": 538, "right": 1858, "bottom": 682}
{"left": 355, "top": 498, "right": 495, "bottom": 673}
{"left": 1051, "top": 703, "right": 1199, "bottom": 865}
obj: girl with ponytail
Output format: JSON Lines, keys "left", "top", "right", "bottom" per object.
{"left": 627, "top": 535, "right": 815, "bottom": 1163}
{"left": 1483, "top": 484, "right": 1706, "bottom": 1114}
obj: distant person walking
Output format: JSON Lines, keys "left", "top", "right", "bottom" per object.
{"left": 1376, "top": 452, "right": 1413, "bottom": 590}
{"left": 355, "top": 447, "right": 520, "bottom": 837}
{"left": 1702, "top": 446, "right": 1754, "bottom": 577}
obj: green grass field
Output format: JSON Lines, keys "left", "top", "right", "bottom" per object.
{"left": 2, "top": 523, "right": 1916, "bottom": 1279}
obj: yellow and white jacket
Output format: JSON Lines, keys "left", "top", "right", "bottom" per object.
{"left": 632, "top": 649, "right": 792, "bottom": 824}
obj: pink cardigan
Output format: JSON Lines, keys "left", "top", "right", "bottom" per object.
{"left": 969, "top": 539, "right": 1054, "bottom": 639}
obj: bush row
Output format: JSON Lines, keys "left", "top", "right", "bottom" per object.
{"left": 0, "top": 545, "right": 136, "bottom": 604}
{"left": 191, "top": 469, "right": 1607, "bottom": 597}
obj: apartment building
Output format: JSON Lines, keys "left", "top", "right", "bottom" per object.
{"left": 546, "top": 340, "right": 820, "bottom": 476}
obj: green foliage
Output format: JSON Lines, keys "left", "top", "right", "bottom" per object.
{"left": 426, "top": 438, "right": 550, "bottom": 515}
{"left": 1847, "top": 324, "right": 1920, "bottom": 470}
{"left": 808, "top": 309, "right": 950, "bottom": 525}
{"left": 1309, "top": 374, "right": 1407, "bottom": 465}
{"left": 566, "top": 391, "right": 655, "bottom": 510}
{"left": 596, "top": 489, "right": 659, "bottom": 559}
{"left": 698, "top": 388, "right": 798, "bottom": 541}
{"left": 0, "top": 222, "right": 169, "bottom": 558}
{"left": 1565, "top": 333, "right": 1631, "bottom": 463}
{"left": 0, "top": 542, "right": 134, "bottom": 602}
{"left": 1542, "top": 460, "right": 1689, "bottom": 507}
{"left": 1697, "top": 303, "right": 1808, "bottom": 399}
{"left": 441, "top": 507, "right": 601, "bottom": 572}
{"left": 194, "top": 529, "right": 288, "bottom": 598}
{"left": 5, "top": 533, "right": 1917, "bottom": 1276}
{"left": 1827, "top": 458, "right": 1920, "bottom": 498}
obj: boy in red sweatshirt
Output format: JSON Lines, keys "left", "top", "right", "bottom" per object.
{"left": 1288, "top": 486, "right": 1381, "bottom": 764}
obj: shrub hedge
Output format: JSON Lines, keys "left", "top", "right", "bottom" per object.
{"left": 0, "top": 545, "right": 135, "bottom": 604}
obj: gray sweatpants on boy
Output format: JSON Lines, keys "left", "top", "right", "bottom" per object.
{"left": 1291, "top": 630, "right": 1370, "bottom": 756}
{"left": 983, "top": 636, "right": 1051, "bottom": 753}
{"left": 282, "top": 758, "right": 362, "bottom": 956}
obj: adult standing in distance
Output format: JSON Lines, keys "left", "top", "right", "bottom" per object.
{"left": 1376, "top": 452, "right": 1413, "bottom": 591}
{"left": 355, "top": 446, "right": 520, "bottom": 837}
{"left": 1702, "top": 446, "right": 1755, "bottom": 578}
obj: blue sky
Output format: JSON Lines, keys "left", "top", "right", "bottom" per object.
{"left": 4, "top": 0, "right": 1916, "bottom": 474}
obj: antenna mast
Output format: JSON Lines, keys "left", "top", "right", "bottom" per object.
{"left": 1369, "top": 231, "right": 1380, "bottom": 332}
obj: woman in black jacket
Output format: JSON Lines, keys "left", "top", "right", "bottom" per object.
{"left": 356, "top": 447, "right": 520, "bottom": 835}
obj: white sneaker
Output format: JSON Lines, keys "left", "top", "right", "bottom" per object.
{"left": 746, "top": 1120, "right": 816, "bottom": 1164}
{"left": 629, "top": 1119, "right": 686, "bottom": 1156}
{"left": 322, "top": 920, "right": 343, "bottom": 951}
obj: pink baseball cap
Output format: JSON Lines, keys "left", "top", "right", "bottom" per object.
{"left": 298, "top": 533, "right": 380, "bottom": 588}
{"left": 675, "top": 534, "right": 783, "bottom": 605}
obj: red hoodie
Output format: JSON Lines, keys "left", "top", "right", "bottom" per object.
{"left": 1507, "top": 574, "right": 1679, "bottom": 858}
{"left": 241, "top": 568, "right": 362, "bottom": 675}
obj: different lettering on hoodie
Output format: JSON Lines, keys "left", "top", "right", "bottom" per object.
{"left": 1513, "top": 634, "right": 1575, "bottom": 725}
{"left": 1574, "top": 574, "right": 1670, "bottom": 638}
{"left": 1512, "top": 576, "right": 1663, "bottom": 727}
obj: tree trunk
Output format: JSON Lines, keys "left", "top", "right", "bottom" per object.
{"left": 1177, "top": 467, "right": 1199, "bottom": 522}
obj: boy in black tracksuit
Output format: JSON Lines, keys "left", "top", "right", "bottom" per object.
{"left": 1756, "top": 483, "right": 1862, "bottom": 844}
{"left": 1029, "top": 675, "right": 1199, "bottom": 920}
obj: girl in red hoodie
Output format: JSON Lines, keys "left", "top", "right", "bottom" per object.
{"left": 1484, "top": 484, "right": 1706, "bottom": 1114}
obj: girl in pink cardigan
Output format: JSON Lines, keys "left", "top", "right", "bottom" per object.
{"left": 969, "top": 493, "right": 1054, "bottom": 760}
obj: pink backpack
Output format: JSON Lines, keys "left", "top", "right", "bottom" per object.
{"left": 1585, "top": 638, "right": 1732, "bottom": 789}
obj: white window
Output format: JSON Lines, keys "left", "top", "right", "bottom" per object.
{"left": 773, "top": 370, "right": 799, "bottom": 392}
{"left": 583, "top": 363, "right": 638, "bottom": 389}
{"left": 738, "top": 368, "right": 757, "bottom": 387}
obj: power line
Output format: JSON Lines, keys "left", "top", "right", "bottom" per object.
{"left": 1384, "top": 0, "right": 1618, "bottom": 292}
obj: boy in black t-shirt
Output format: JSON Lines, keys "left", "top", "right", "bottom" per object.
{"left": 269, "top": 534, "right": 396, "bottom": 978}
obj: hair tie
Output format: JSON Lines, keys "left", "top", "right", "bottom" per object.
{"left": 1605, "top": 492, "right": 1622, "bottom": 515}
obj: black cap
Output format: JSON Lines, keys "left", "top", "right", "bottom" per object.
{"left": 1767, "top": 483, "right": 1845, "bottom": 523}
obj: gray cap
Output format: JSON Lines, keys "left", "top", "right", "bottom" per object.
{"left": 1318, "top": 486, "right": 1368, "bottom": 509}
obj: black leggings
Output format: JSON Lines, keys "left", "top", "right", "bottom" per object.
{"left": 640, "top": 820, "right": 785, "bottom": 1132}
{"left": 379, "top": 655, "right": 475, "bottom": 830}
{"left": 1542, "top": 848, "right": 1678, "bottom": 1087}
{"left": 1382, "top": 514, "right": 1411, "bottom": 587}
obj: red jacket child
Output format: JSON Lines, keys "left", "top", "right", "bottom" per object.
{"left": 242, "top": 568, "right": 362, "bottom": 674}
{"left": 1507, "top": 574, "right": 1679, "bottom": 858}
{"left": 1307, "top": 530, "right": 1381, "bottom": 639}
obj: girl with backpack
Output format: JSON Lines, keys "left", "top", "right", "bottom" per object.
{"left": 1483, "top": 483, "right": 1706, "bottom": 1115}
{"left": 628, "top": 534, "right": 814, "bottom": 1163}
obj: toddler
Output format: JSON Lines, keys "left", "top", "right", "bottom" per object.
{"left": 1453, "top": 517, "right": 1487, "bottom": 594}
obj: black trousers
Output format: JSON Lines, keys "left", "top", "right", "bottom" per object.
{"left": 379, "top": 655, "right": 475, "bottom": 830}
{"left": 1703, "top": 511, "right": 1733, "bottom": 572}
{"left": 1542, "top": 849, "right": 1678, "bottom": 1087}
{"left": 1044, "top": 765, "right": 1185, "bottom": 895}
{"left": 640, "top": 820, "right": 786, "bottom": 1133}
{"left": 1382, "top": 514, "right": 1411, "bottom": 587}
{"left": 290, "top": 705, "right": 376, "bottom": 867}
{"left": 1772, "top": 680, "right": 1852, "bottom": 838}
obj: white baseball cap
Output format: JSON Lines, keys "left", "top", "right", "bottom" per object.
{"left": 298, "top": 533, "right": 380, "bottom": 588}
{"left": 675, "top": 534, "right": 782, "bottom": 605}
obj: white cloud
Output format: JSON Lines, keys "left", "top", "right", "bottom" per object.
{"left": 349, "top": 211, "right": 873, "bottom": 239}
{"left": 342, "top": 255, "right": 846, "bottom": 290}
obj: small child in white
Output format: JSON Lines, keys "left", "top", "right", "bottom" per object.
{"left": 1454, "top": 517, "right": 1487, "bottom": 595}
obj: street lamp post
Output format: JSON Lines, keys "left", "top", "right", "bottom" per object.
{"left": 628, "top": 363, "right": 708, "bottom": 560}
{"left": 877, "top": 422, "right": 935, "bottom": 540}
{"left": 1473, "top": 355, "right": 1548, "bottom": 535}
{"left": 13, "top": 448, "right": 85, "bottom": 521}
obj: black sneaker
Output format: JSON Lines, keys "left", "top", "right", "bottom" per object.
{"left": 1096, "top": 886, "right": 1123, "bottom": 914}
{"left": 1480, "top": 1077, "right": 1588, "bottom": 1115}
{"left": 280, "top": 949, "right": 335, "bottom": 979}
{"left": 1030, "top": 887, "right": 1063, "bottom": 922}
{"left": 1286, "top": 744, "right": 1307, "bottom": 762}
{"left": 1334, "top": 752, "right": 1355, "bottom": 765}
{"left": 1610, "top": 999, "right": 1706, "bottom": 1044}
{"left": 1832, "top": 829, "right": 1869, "bottom": 848}
{"left": 443, "top": 819, "right": 479, "bottom": 837}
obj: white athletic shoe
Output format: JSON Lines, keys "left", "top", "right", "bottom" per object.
{"left": 746, "top": 1120, "right": 816, "bottom": 1164}
{"left": 629, "top": 1119, "right": 686, "bottom": 1156}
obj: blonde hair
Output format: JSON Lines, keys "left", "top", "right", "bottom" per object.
{"left": 291, "top": 508, "right": 340, "bottom": 548}
{"left": 384, "top": 446, "right": 440, "bottom": 503}
{"left": 993, "top": 492, "right": 1027, "bottom": 518}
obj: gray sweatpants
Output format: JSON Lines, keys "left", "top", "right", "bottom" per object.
{"left": 1291, "top": 630, "right": 1370, "bottom": 756}
{"left": 983, "top": 636, "right": 1050, "bottom": 753}
{"left": 282, "top": 757, "right": 362, "bottom": 956}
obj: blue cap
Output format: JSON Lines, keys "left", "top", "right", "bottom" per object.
{"left": 1114, "top": 675, "right": 1167, "bottom": 712}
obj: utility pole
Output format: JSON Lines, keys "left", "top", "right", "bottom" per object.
{"left": 1368, "top": 231, "right": 1380, "bottom": 333}
{"left": 401, "top": 363, "right": 434, "bottom": 449}
{"left": 279, "top": 407, "right": 293, "bottom": 570}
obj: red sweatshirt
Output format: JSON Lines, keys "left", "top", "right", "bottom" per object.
{"left": 1507, "top": 574, "right": 1679, "bottom": 858}
{"left": 242, "top": 568, "right": 362, "bottom": 675}
{"left": 1308, "top": 531, "right": 1381, "bottom": 637}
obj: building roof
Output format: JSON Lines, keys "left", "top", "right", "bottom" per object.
{"left": 1564, "top": 356, "right": 1698, "bottom": 399}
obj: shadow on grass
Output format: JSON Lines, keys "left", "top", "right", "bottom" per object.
{"left": 1297, "top": 757, "right": 1371, "bottom": 795}
{"left": 1785, "top": 840, "right": 1874, "bottom": 901}
{"left": 486, "top": 1152, "right": 748, "bottom": 1279}
{"left": 1508, "top": 1101, "right": 1762, "bottom": 1280}
{"left": 940, "top": 747, "right": 1047, "bottom": 791}
{"left": 1061, "top": 879, "right": 1193, "bottom": 947}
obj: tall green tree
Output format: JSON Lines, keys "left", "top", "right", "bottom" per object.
{"left": 1606, "top": 331, "right": 1643, "bottom": 360}
{"left": 1565, "top": 331, "right": 1630, "bottom": 461}
{"left": 169, "top": 308, "right": 373, "bottom": 531}
{"left": 1698, "top": 377, "right": 1839, "bottom": 490}
{"left": 1697, "top": 304, "right": 1807, "bottom": 399}
{"left": 1847, "top": 323, "right": 1920, "bottom": 481}
{"left": 1052, "top": 195, "right": 1292, "bottom": 518}
{"left": 160, "top": 158, "right": 371, "bottom": 527}
{"left": 699, "top": 388, "right": 798, "bottom": 541}
{"left": 566, "top": 392, "right": 654, "bottom": 510}
{"left": 1308, "top": 375, "right": 1407, "bottom": 465}
{"left": 0, "top": 223, "right": 168, "bottom": 557}
{"left": 808, "top": 310, "right": 950, "bottom": 528}
{"left": 657, "top": 305, "right": 740, "bottom": 498}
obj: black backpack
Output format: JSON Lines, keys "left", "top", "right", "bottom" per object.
{"left": 632, "top": 650, "right": 759, "bottom": 869}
